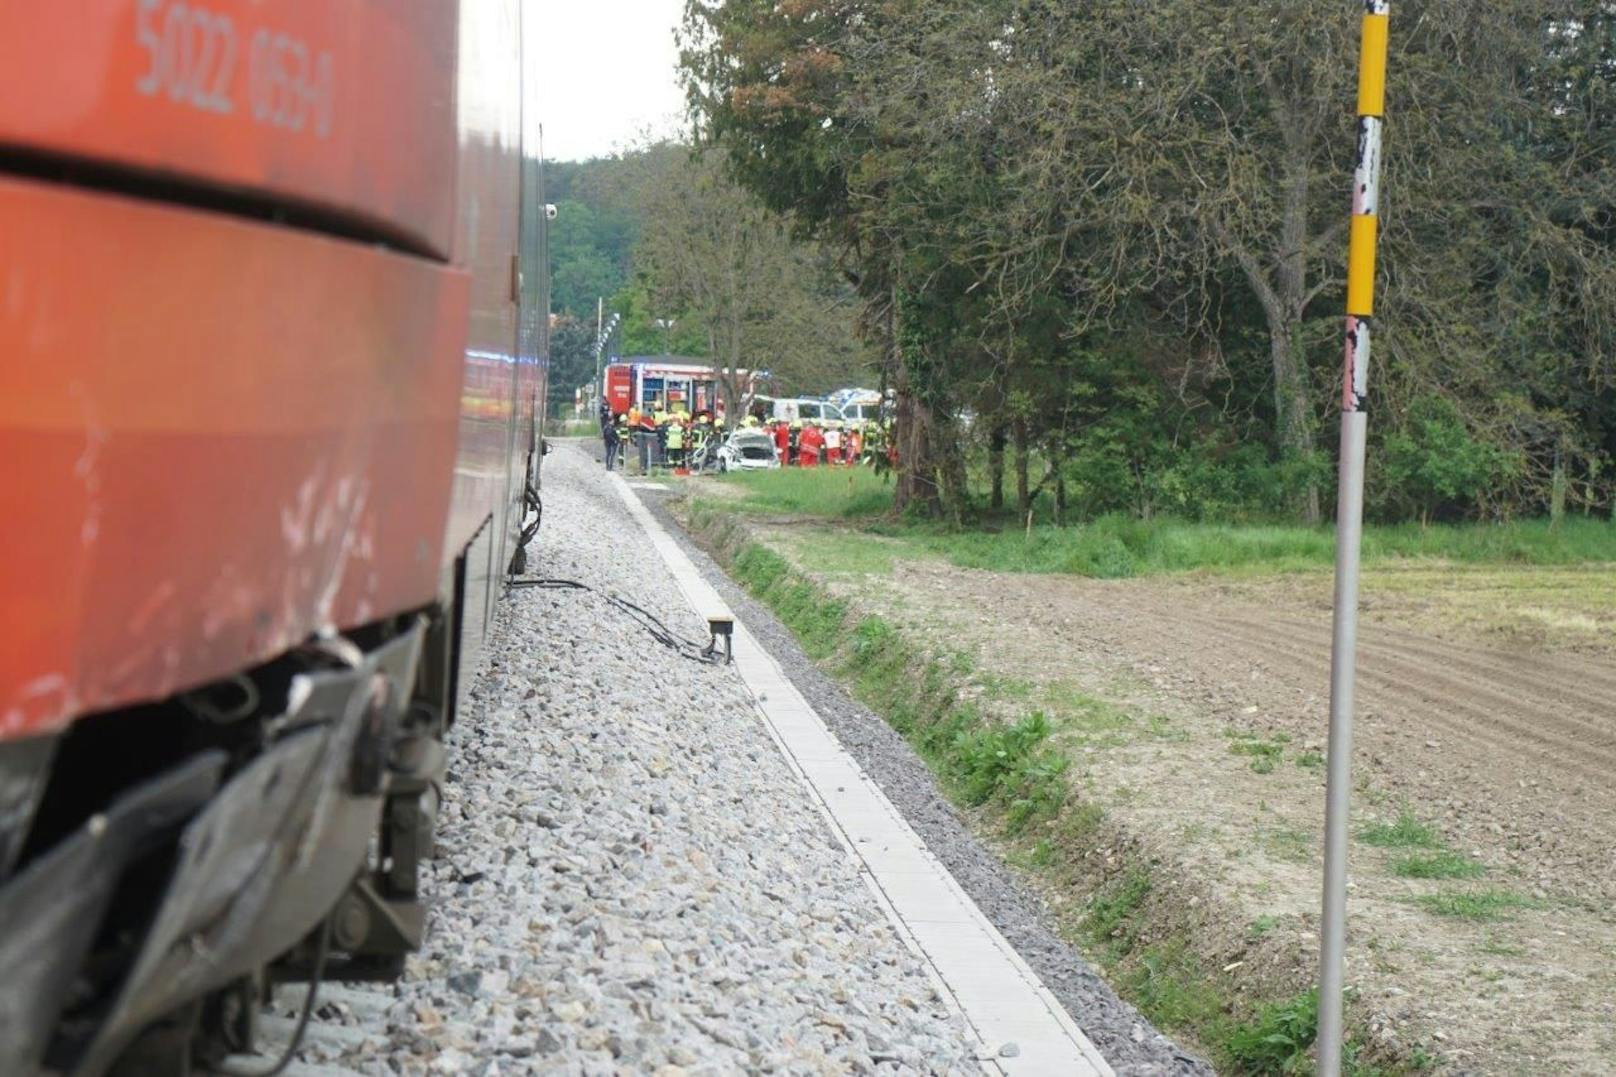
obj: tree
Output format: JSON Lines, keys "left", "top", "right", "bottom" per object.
{"left": 548, "top": 198, "right": 633, "bottom": 318}
{"left": 680, "top": 0, "right": 1616, "bottom": 523}
{"left": 635, "top": 150, "right": 869, "bottom": 413}
{"left": 547, "top": 319, "right": 599, "bottom": 415}
{"left": 681, "top": 0, "right": 955, "bottom": 513}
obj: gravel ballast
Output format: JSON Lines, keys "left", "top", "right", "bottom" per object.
{"left": 311, "top": 444, "right": 984, "bottom": 1074}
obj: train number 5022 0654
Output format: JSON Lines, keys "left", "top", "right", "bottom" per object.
{"left": 134, "top": 0, "right": 335, "bottom": 138}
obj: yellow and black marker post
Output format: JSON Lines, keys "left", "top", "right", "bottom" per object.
{"left": 1320, "top": 3, "right": 1389, "bottom": 1075}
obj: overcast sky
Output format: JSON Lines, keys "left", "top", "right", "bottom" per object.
{"left": 535, "top": 0, "right": 688, "bottom": 162}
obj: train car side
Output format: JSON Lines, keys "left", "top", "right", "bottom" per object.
{"left": 0, "top": 2, "right": 542, "bottom": 1072}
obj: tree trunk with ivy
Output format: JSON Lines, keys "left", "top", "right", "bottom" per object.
{"left": 890, "top": 323, "right": 941, "bottom": 516}
{"left": 934, "top": 415, "right": 970, "bottom": 525}
{"left": 988, "top": 421, "right": 1007, "bottom": 511}
{"left": 1014, "top": 417, "right": 1030, "bottom": 517}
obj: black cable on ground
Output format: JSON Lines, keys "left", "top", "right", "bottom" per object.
{"left": 217, "top": 918, "right": 333, "bottom": 1077}
{"left": 510, "top": 577, "right": 728, "bottom": 665}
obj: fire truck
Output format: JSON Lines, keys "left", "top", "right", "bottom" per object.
{"left": 601, "top": 358, "right": 758, "bottom": 419}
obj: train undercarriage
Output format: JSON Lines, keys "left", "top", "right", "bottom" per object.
{"left": 0, "top": 587, "right": 467, "bottom": 1076}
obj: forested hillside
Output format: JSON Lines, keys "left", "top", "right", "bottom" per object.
{"left": 545, "top": 148, "right": 874, "bottom": 411}
{"left": 678, "top": 0, "right": 1616, "bottom": 525}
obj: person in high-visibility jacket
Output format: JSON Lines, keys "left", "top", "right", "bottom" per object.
{"left": 666, "top": 417, "right": 687, "bottom": 469}
{"left": 691, "top": 413, "right": 713, "bottom": 469}
{"left": 648, "top": 402, "right": 668, "bottom": 470}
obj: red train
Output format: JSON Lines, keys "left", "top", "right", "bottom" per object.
{"left": 0, "top": 3, "right": 546, "bottom": 1072}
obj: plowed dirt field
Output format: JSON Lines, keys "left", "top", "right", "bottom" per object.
{"left": 755, "top": 523, "right": 1616, "bottom": 1074}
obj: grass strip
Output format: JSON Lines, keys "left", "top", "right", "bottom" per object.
{"left": 1359, "top": 812, "right": 1443, "bottom": 849}
{"left": 1390, "top": 851, "right": 1485, "bottom": 880}
{"left": 706, "top": 470, "right": 1616, "bottom": 578}
{"left": 1414, "top": 890, "right": 1537, "bottom": 921}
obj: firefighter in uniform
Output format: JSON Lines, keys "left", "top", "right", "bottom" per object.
{"left": 601, "top": 403, "right": 618, "bottom": 470}
{"left": 666, "top": 415, "right": 686, "bottom": 469}
{"left": 637, "top": 403, "right": 658, "bottom": 473}
{"left": 652, "top": 401, "right": 671, "bottom": 470}
{"left": 612, "top": 412, "right": 632, "bottom": 472}
{"left": 798, "top": 421, "right": 824, "bottom": 467}
{"left": 691, "top": 413, "right": 712, "bottom": 469}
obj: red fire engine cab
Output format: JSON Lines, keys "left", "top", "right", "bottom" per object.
{"left": 603, "top": 359, "right": 756, "bottom": 418}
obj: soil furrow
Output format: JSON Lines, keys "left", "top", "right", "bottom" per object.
{"left": 1206, "top": 617, "right": 1616, "bottom": 775}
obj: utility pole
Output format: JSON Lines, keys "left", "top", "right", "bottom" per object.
{"left": 593, "top": 309, "right": 620, "bottom": 414}
{"left": 594, "top": 296, "right": 605, "bottom": 409}
{"left": 1319, "top": 4, "right": 1389, "bottom": 1075}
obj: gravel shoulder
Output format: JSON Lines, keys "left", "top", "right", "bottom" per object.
{"left": 307, "top": 444, "right": 989, "bottom": 1074}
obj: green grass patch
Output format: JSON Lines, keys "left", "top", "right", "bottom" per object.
{"left": 1082, "top": 870, "right": 1154, "bottom": 958}
{"left": 1248, "top": 914, "right": 1283, "bottom": 939}
{"left": 1478, "top": 935, "right": 1527, "bottom": 957}
{"left": 1058, "top": 693, "right": 1137, "bottom": 747}
{"left": 783, "top": 535, "right": 901, "bottom": 577}
{"left": 1229, "top": 734, "right": 1287, "bottom": 774}
{"left": 1123, "top": 941, "right": 1231, "bottom": 1043}
{"left": 712, "top": 466, "right": 894, "bottom": 518}
{"left": 731, "top": 544, "right": 848, "bottom": 658}
{"left": 1390, "top": 850, "right": 1486, "bottom": 880}
{"left": 1414, "top": 889, "right": 1537, "bottom": 921}
{"left": 975, "top": 672, "right": 1037, "bottom": 701}
{"left": 705, "top": 469, "right": 1616, "bottom": 577}
{"left": 1359, "top": 812, "right": 1443, "bottom": 849}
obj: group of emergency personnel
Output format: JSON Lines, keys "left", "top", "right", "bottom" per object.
{"left": 767, "top": 417, "right": 865, "bottom": 467}
{"left": 600, "top": 396, "right": 893, "bottom": 472}
{"left": 601, "top": 397, "right": 726, "bottom": 473}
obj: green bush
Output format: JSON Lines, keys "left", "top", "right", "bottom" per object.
{"left": 1374, "top": 395, "right": 1520, "bottom": 523}
{"left": 1225, "top": 990, "right": 1319, "bottom": 1075}
{"left": 948, "top": 713, "right": 1070, "bottom": 830}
